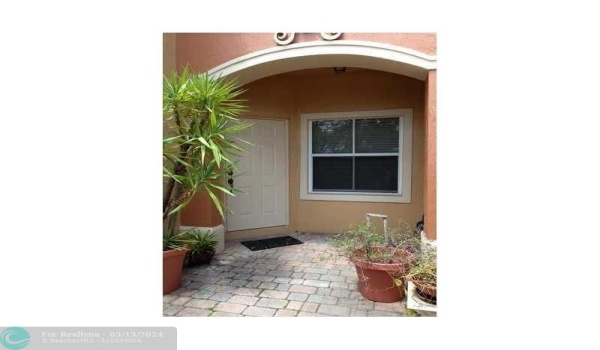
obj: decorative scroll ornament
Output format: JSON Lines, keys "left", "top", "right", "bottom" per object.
{"left": 274, "top": 33, "right": 295, "bottom": 45}
{"left": 320, "top": 32, "right": 341, "bottom": 41}
{"left": 274, "top": 32, "right": 342, "bottom": 45}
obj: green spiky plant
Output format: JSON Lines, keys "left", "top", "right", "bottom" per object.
{"left": 163, "top": 68, "right": 250, "bottom": 250}
{"left": 184, "top": 230, "right": 219, "bottom": 266}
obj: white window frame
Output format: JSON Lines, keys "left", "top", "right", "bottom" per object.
{"left": 300, "top": 109, "right": 412, "bottom": 203}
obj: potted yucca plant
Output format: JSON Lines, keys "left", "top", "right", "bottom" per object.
{"left": 162, "top": 67, "right": 249, "bottom": 294}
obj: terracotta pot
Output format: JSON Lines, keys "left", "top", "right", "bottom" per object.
{"left": 352, "top": 248, "right": 413, "bottom": 303}
{"left": 411, "top": 279, "right": 436, "bottom": 300}
{"left": 163, "top": 248, "right": 188, "bottom": 294}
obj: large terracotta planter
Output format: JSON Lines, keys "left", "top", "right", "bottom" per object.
{"left": 352, "top": 248, "right": 413, "bottom": 303}
{"left": 163, "top": 248, "right": 188, "bottom": 294}
{"left": 353, "top": 259, "right": 410, "bottom": 303}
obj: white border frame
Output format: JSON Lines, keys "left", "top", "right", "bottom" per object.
{"left": 208, "top": 40, "right": 437, "bottom": 84}
{"left": 225, "top": 118, "right": 289, "bottom": 231}
{"left": 300, "top": 109, "right": 412, "bottom": 203}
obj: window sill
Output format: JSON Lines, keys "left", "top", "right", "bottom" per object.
{"left": 300, "top": 191, "right": 411, "bottom": 203}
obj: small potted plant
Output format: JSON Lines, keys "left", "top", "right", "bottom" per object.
{"left": 185, "top": 230, "right": 218, "bottom": 266}
{"left": 331, "top": 218, "right": 420, "bottom": 303}
{"left": 406, "top": 244, "right": 436, "bottom": 304}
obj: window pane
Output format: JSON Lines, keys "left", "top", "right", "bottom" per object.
{"left": 312, "top": 119, "right": 352, "bottom": 154}
{"left": 355, "top": 118, "right": 399, "bottom": 153}
{"left": 313, "top": 157, "right": 353, "bottom": 191}
{"left": 355, "top": 156, "right": 398, "bottom": 192}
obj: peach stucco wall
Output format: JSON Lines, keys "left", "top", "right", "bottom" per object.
{"left": 176, "top": 33, "right": 436, "bottom": 74}
{"left": 195, "top": 68, "right": 425, "bottom": 239}
{"left": 172, "top": 33, "right": 435, "bottom": 239}
{"left": 163, "top": 33, "right": 176, "bottom": 74}
{"left": 424, "top": 70, "right": 437, "bottom": 240}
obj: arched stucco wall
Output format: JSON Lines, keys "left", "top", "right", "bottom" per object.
{"left": 176, "top": 33, "right": 436, "bottom": 73}
{"left": 163, "top": 33, "right": 176, "bottom": 74}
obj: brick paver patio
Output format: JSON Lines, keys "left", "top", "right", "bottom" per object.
{"left": 164, "top": 232, "right": 407, "bottom": 317}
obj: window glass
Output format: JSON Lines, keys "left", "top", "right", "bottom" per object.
{"left": 312, "top": 119, "right": 352, "bottom": 154}
{"left": 313, "top": 157, "right": 353, "bottom": 191}
{"left": 354, "top": 156, "right": 398, "bottom": 192}
{"left": 355, "top": 117, "right": 399, "bottom": 153}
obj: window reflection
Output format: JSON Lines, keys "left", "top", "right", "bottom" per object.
{"left": 311, "top": 119, "right": 352, "bottom": 154}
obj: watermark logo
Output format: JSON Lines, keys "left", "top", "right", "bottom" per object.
{"left": 0, "top": 328, "right": 30, "bottom": 350}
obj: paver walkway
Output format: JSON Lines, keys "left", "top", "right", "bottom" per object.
{"left": 164, "top": 232, "right": 407, "bottom": 317}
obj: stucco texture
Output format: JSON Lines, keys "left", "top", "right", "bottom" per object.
{"left": 163, "top": 33, "right": 176, "bottom": 74}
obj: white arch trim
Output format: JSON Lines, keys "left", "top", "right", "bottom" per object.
{"left": 208, "top": 40, "right": 437, "bottom": 84}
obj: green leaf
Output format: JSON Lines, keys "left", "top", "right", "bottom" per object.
{"left": 168, "top": 196, "right": 193, "bottom": 216}
{"left": 210, "top": 110, "right": 217, "bottom": 128}
{"left": 200, "top": 145, "right": 206, "bottom": 164}
{"left": 208, "top": 182, "right": 234, "bottom": 196}
{"left": 189, "top": 136, "right": 208, "bottom": 148}
{"left": 163, "top": 166, "right": 182, "bottom": 183}
{"left": 205, "top": 187, "right": 224, "bottom": 218}
{"left": 163, "top": 135, "right": 183, "bottom": 144}
{"left": 211, "top": 140, "right": 221, "bottom": 164}
{"left": 163, "top": 152, "right": 191, "bottom": 168}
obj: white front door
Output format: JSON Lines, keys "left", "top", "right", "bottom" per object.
{"left": 226, "top": 118, "right": 288, "bottom": 231}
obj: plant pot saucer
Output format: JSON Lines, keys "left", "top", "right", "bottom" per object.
{"left": 409, "top": 279, "right": 436, "bottom": 303}
{"left": 414, "top": 288, "right": 436, "bottom": 305}
{"left": 406, "top": 281, "right": 437, "bottom": 314}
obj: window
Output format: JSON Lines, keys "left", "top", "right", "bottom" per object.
{"left": 300, "top": 109, "right": 412, "bottom": 203}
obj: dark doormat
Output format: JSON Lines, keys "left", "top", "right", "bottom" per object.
{"left": 240, "top": 235, "right": 303, "bottom": 251}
